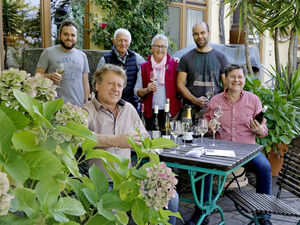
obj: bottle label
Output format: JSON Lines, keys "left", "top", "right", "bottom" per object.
{"left": 152, "top": 130, "right": 161, "bottom": 139}
{"left": 162, "top": 135, "right": 171, "bottom": 139}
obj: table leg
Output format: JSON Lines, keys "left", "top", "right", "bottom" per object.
{"left": 189, "top": 170, "right": 227, "bottom": 225}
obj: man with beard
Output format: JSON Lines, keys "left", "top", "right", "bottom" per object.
{"left": 177, "top": 22, "right": 228, "bottom": 122}
{"left": 36, "top": 20, "right": 90, "bottom": 106}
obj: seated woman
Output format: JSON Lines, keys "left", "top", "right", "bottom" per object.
{"left": 134, "top": 34, "right": 181, "bottom": 130}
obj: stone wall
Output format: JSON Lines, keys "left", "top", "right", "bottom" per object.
{"left": 21, "top": 48, "right": 109, "bottom": 86}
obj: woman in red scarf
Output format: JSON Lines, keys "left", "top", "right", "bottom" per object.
{"left": 134, "top": 34, "right": 181, "bottom": 130}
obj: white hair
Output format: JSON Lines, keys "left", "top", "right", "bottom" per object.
{"left": 151, "top": 34, "right": 169, "bottom": 48}
{"left": 114, "top": 28, "right": 131, "bottom": 42}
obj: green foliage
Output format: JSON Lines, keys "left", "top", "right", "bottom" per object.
{"left": 90, "top": 0, "right": 173, "bottom": 58}
{"left": 244, "top": 67, "right": 300, "bottom": 154}
{"left": 0, "top": 69, "right": 182, "bottom": 224}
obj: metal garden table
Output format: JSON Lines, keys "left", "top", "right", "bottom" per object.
{"left": 158, "top": 137, "right": 263, "bottom": 225}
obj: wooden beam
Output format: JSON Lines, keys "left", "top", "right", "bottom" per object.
{"left": 0, "top": 0, "right": 4, "bottom": 70}
{"left": 41, "top": 0, "right": 52, "bottom": 48}
{"left": 84, "top": 0, "right": 90, "bottom": 49}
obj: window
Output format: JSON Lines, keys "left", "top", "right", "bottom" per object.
{"left": 165, "top": 0, "right": 207, "bottom": 50}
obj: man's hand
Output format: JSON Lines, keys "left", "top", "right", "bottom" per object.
{"left": 147, "top": 82, "right": 157, "bottom": 93}
{"left": 194, "top": 96, "right": 209, "bottom": 108}
{"left": 45, "top": 73, "right": 62, "bottom": 84}
{"left": 250, "top": 118, "right": 266, "bottom": 136}
{"left": 115, "top": 133, "right": 142, "bottom": 148}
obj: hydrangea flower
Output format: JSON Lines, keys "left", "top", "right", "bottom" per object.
{"left": 0, "top": 172, "right": 14, "bottom": 215}
{"left": 0, "top": 69, "right": 57, "bottom": 108}
{"left": 53, "top": 102, "right": 88, "bottom": 146}
{"left": 140, "top": 162, "right": 178, "bottom": 211}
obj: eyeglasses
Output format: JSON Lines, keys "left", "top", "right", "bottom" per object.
{"left": 152, "top": 45, "right": 167, "bottom": 50}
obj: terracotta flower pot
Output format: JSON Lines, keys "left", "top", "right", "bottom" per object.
{"left": 267, "top": 143, "right": 289, "bottom": 176}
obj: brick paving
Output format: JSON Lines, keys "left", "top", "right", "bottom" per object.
{"left": 175, "top": 177, "right": 300, "bottom": 225}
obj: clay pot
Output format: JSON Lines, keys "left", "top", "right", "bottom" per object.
{"left": 267, "top": 143, "right": 289, "bottom": 176}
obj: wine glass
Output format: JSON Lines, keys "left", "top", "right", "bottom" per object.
{"left": 170, "top": 121, "right": 182, "bottom": 150}
{"left": 197, "top": 118, "right": 208, "bottom": 147}
{"left": 213, "top": 105, "right": 223, "bottom": 119}
{"left": 150, "top": 71, "right": 157, "bottom": 83}
{"left": 209, "top": 118, "right": 220, "bottom": 146}
{"left": 206, "top": 86, "right": 214, "bottom": 100}
{"left": 56, "top": 63, "right": 64, "bottom": 77}
{"left": 182, "top": 117, "right": 191, "bottom": 148}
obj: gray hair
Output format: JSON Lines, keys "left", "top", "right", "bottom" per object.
{"left": 93, "top": 64, "right": 127, "bottom": 87}
{"left": 225, "top": 64, "right": 246, "bottom": 77}
{"left": 113, "top": 28, "right": 131, "bottom": 42}
{"left": 151, "top": 34, "right": 169, "bottom": 48}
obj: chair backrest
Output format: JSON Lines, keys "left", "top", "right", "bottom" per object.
{"left": 277, "top": 147, "right": 300, "bottom": 198}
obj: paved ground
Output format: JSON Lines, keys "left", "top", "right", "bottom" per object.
{"left": 175, "top": 176, "right": 300, "bottom": 225}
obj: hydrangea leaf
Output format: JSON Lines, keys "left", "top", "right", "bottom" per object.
{"left": 68, "top": 178, "right": 91, "bottom": 212}
{"left": 12, "top": 130, "right": 43, "bottom": 152}
{"left": 0, "top": 108, "right": 16, "bottom": 152}
{"left": 0, "top": 106, "right": 29, "bottom": 130}
{"left": 132, "top": 198, "right": 147, "bottom": 225}
{"left": 43, "top": 98, "right": 64, "bottom": 121}
{"left": 0, "top": 213, "right": 33, "bottom": 225}
{"left": 51, "top": 197, "right": 85, "bottom": 217}
{"left": 22, "top": 150, "right": 63, "bottom": 180}
{"left": 89, "top": 165, "right": 109, "bottom": 197}
{"left": 96, "top": 199, "right": 115, "bottom": 221}
{"left": 81, "top": 187, "right": 98, "bottom": 206}
{"left": 12, "top": 188, "right": 40, "bottom": 219}
{"left": 35, "top": 179, "right": 60, "bottom": 207}
{"left": 119, "top": 181, "right": 139, "bottom": 203}
{"left": 116, "top": 211, "right": 129, "bottom": 225}
{"left": 85, "top": 214, "right": 110, "bottom": 225}
{"left": 101, "top": 190, "right": 131, "bottom": 211}
{"left": 151, "top": 137, "right": 177, "bottom": 149}
{"left": 0, "top": 149, "right": 29, "bottom": 184}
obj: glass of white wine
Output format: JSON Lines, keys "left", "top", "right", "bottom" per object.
{"left": 197, "top": 118, "right": 208, "bottom": 147}
{"left": 213, "top": 105, "right": 223, "bottom": 119}
{"left": 150, "top": 71, "right": 157, "bottom": 83}
{"left": 56, "top": 63, "right": 64, "bottom": 77}
{"left": 209, "top": 118, "right": 220, "bottom": 146}
{"left": 206, "top": 86, "right": 214, "bottom": 100}
{"left": 170, "top": 120, "right": 182, "bottom": 150}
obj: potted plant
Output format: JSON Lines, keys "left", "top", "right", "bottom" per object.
{"left": 0, "top": 68, "right": 182, "bottom": 224}
{"left": 244, "top": 66, "right": 300, "bottom": 175}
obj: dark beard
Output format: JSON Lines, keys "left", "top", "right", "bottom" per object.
{"left": 195, "top": 39, "right": 208, "bottom": 49}
{"left": 60, "top": 40, "right": 76, "bottom": 50}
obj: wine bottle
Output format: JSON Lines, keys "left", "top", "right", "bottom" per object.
{"left": 254, "top": 105, "right": 268, "bottom": 123}
{"left": 152, "top": 105, "right": 161, "bottom": 139}
{"left": 162, "top": 100, "right": 171, "bottom": 139}
{"left": 140, "top": 103, "right": 146, "bottom": 127}
{"left": 182, "top": 106, "right": 193, "bottom": 143}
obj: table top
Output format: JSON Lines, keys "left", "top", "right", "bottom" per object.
{"left": 158, "top": 137, "right": 263, "bottom": 172}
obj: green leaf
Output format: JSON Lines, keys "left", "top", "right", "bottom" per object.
{"left": 279, "top": 135, "right": 291, "bottom": 144}
{"left": 35, "top": 179, "right": 60, "bottom": 207}
{"left": 55, "top": 121, "right": 98, "bottom": 144}
{"left": 0, "top": 108, "right": 16, "bottom": 153}
{"left": 68, "top": 178, "right": 91, "bottom": 211}
{"left": 59, "top": 152, "right": 81, "bottom": 178}
{"left": 101, "top": 190, "right": 131, "bottom": 211}
{"left": 43, "top": 98, "right": 64, "bottom": 121}
{"left": 116, "top": 211, "right": 129, "bottom": 225}
{"left": 89, "top": 165, "right": 109, "bottom": 197}
{"left": 51, "top": 197, "right": 86, "bottom": 222}
{"left": 22, "top": 150, "right": 63, "bottom": 180}
{"left": 132, "top": 198, "right": 147, "bottom": 225}
{"left": 96, "top": 199, "right": 116, "bottom": 221}
{"left": 119, "top": 181, "right": 139, "bottom": 203}
{"left": 0, "top": 213, "right": 34, "bottom": 225}
{"left": 12, "top": 130, "right": 42, "bottom": 151}
{"left": 0, "top": 105, "right": 30, "bottom": 130}
{"left": 13, "top": 188, "right": 40, "bottom": 219}
{"left": 151, "top": 137, "right": 177, "bottom": 149}
{"left": 85, "top": 214, "right": 110, "bottom": 225}
{"left": 0, "top": 149, "right": 29, "bottom": 184}
{"left": 82, "top": 187, "right": 98, "bottom": 206}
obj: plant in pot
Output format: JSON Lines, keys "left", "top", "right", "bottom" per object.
{"left": 0, "top": 68, "right": 182, "bottom": 224}
{"left": 244, "top": 66, "right": 300, "bottom": 175}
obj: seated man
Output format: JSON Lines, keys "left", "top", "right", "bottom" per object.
{"left": 82, "top": 64, "right": 178, "bottom": 225}
{"left": 203, "top": 64, "right": 272, "bottom": 225}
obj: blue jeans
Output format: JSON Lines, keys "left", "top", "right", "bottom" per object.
{"left": 168, "top": 191, "right": 179, "bottom": 225}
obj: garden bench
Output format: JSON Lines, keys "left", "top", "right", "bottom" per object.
{"left": 226, "top": 147, "right": 300, "bottom": 225}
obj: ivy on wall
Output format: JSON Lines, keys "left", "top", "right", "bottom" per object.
{"left": 90, "top": 0, "right": 173, "bottom": 58}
